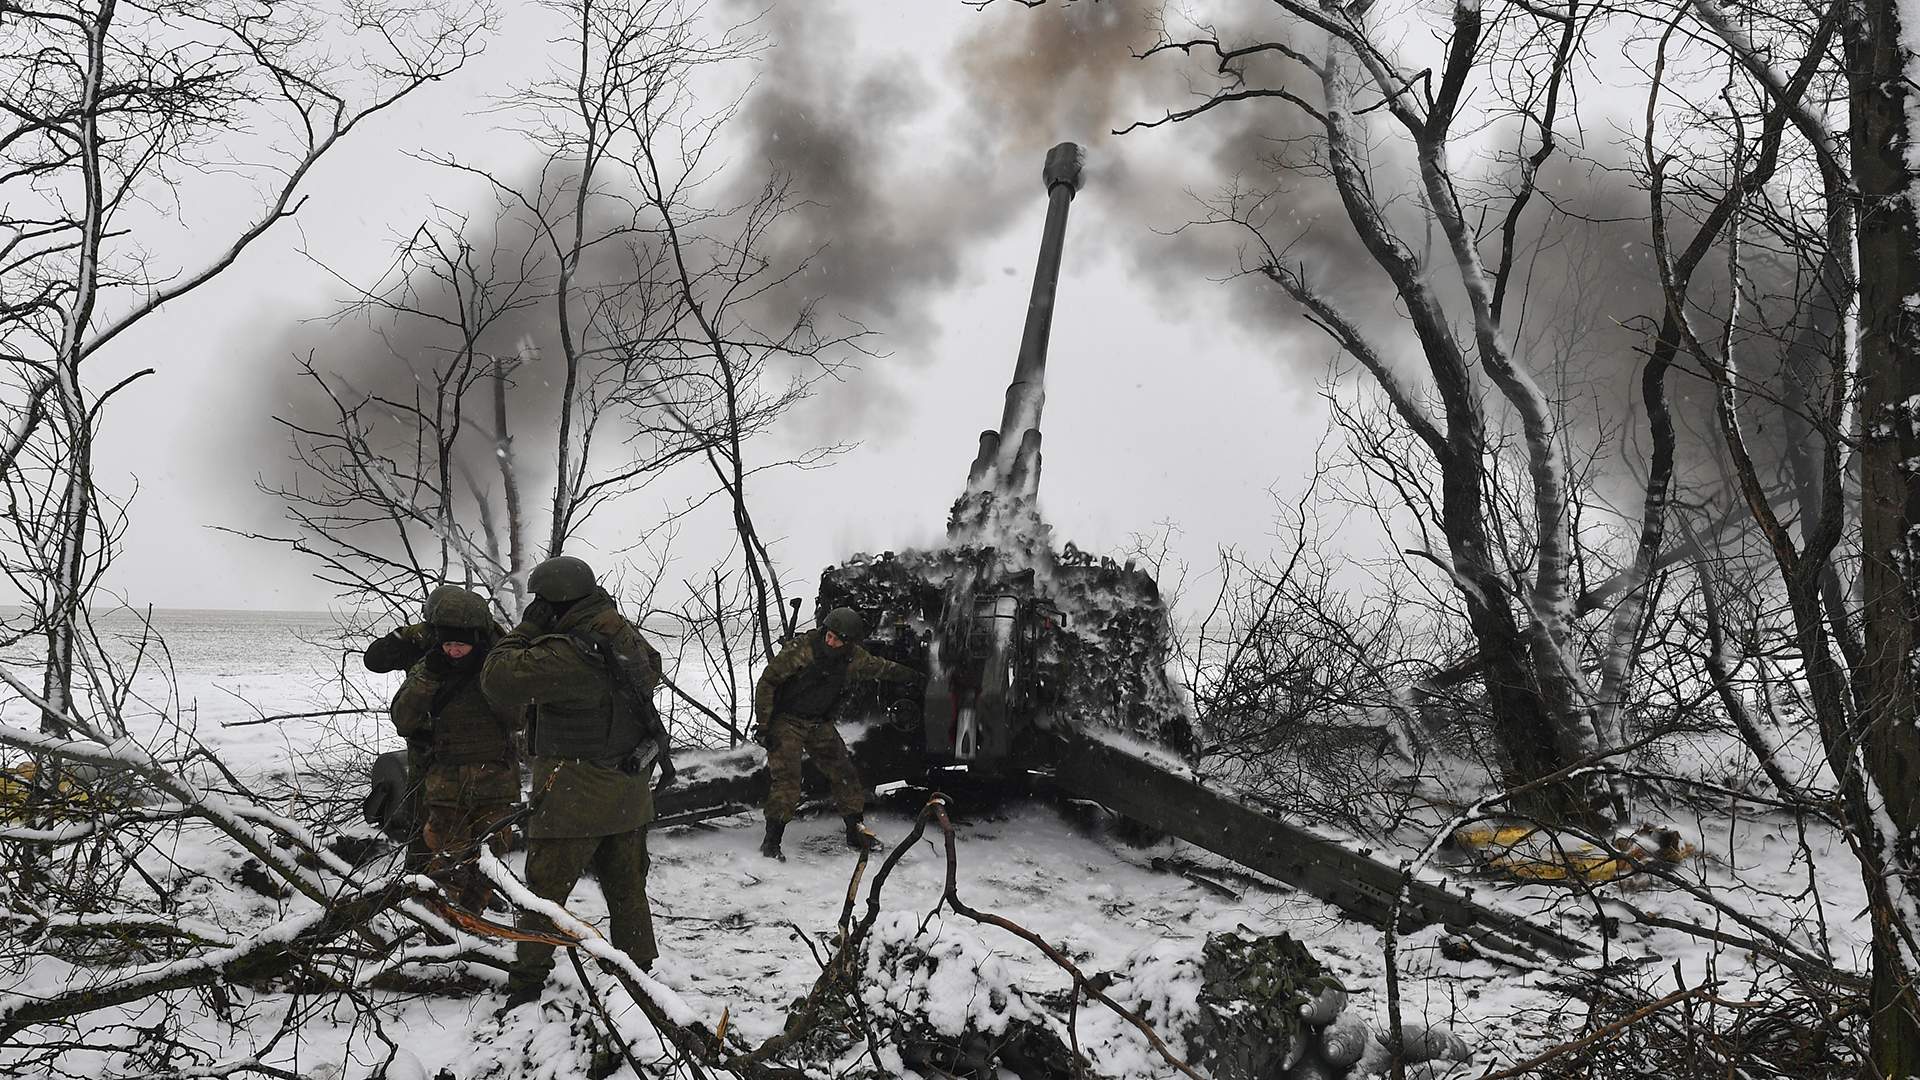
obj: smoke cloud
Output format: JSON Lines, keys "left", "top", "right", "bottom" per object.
{"left": 211, "top": 172, "right": 676, "bottom": 560}
{"left": 727, "top": 3, "right": 1015, "bottom": 343}
{"left": 203, "top": 0, "right": 1836, "bottom": 574}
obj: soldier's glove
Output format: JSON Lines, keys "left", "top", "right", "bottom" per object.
{"left": 364, "top": 630, "right": 430, "bottom": 673}
{"left": 752, "top": 723, "right": 771, "bottom": 749}
{"left": 422, "top": 648, "right": 459, "bottom": 676}
{"left": 522, "top": 598, "right": 559, "bottom": 632}
{"left": 654, "top": 754, "right": 677, "bottom": 791}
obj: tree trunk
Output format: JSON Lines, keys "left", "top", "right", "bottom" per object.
{"left": 497, "top": 342, "right": 529, "bottom": 616}
{"left": 1847, "top": 0, "right": 1920, "bottom": 1068}
{"left": 1592, "top": 318, "right": 1678, "bottom": 776}
{"left": 40, "top": 0, "right": 115, "bottom": 736}
{"left": 1311, "top": 36, "right": 1587, "bottom": 821}
{"left": 1439, "top": 450, "right": 1581, "bottom": 822}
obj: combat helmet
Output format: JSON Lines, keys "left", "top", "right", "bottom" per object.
{"left": 422, "top": 585, "right": 491, "bottom": 629}
{"left": 528, "top": 555, "right": 596, "bottom": 602}
{"left": 822, "top": 607, "right": 867, "bottom": 643}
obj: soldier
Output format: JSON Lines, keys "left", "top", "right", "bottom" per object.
{"left": 755, "top": 607, "right": 923, "bottom": 860}
{"left": 363, "top": 585, "right": 519, "bottom": 895}
{"left": 481, "top": 555, "right": 674, "bottom": 1007}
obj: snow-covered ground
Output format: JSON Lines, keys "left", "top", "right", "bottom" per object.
{"left": 0, "top": 608, "right": 1878, "bottom": 1077}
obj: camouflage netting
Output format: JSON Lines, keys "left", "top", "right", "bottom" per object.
{"left": 1192, "top": 932, "right": 1345, "bottom": 1079}
{"left": 816, "top": 541, "right": 1192, "bottom": 755}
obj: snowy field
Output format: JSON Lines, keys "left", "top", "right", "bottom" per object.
{"left": 0, "top": 608, "right": 1877, "bottom": 1077}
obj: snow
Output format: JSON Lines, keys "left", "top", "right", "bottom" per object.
{"left": 0, "top": 609, "right": 1889, "bottom": 1076}
{"left": 860, "top": 911, "right": 1039, "bottom": 1038}
{"left": 1109, "top": 937, "right": 1204, "bottom": 1044}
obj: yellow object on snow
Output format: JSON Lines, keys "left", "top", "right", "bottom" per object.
{"left": 1450, "top": 823, "right": 1696, "bottom": 883}
{"left": 0, "top": 762, "right": 95, "bottom": 823}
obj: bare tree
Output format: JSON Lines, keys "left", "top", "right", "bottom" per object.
{"left": 253, "top": 204, "right": 686, "bottom": 624}
{"left": 1027, "top": 0, "right": 1626, "bottom": 821}
{"left": 446, "top": 0, "right": 865, "bottom": 660}
{"left": 1669, "top": 0, "right": 1920, "bottom": 1064}
{"left": 254, "top": 0, "right": 867, "bottom": 746}
{"left": 0, "top": 0, "right": 490, "bottom": 734}
{"left": 1635, "top": 0, "right": 1920, "bottom": 1063}
{"left": 956, "top": 4, "right": 1915, "bottom": 1068}
{"left": 524, "top": 0, "right": 868, "bottom": 658}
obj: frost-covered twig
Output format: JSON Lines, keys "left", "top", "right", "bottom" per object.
{"left": 1696, "top": 559, "right": 1810, "bottom": 803}
{"left": 0, "top": 909, "right": 236, "bottom": 949}
{"left": 1472, "top": 983, "right": 1722, "bottom": 1080}
{"left": 217, "top": 707, "right": 383, "bottom": 730}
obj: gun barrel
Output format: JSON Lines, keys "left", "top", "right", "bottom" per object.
{"left": 972, "top": 142, "right": 1084, "bottom": 494}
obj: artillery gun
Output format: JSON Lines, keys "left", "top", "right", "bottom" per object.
{"left": 674, "top": 143, "right": 1586, "bottom": 965}
{"left": 817, "top": 142, "right": 1190, "bottom": 774}
{"left": 363, "top": 144, "right": 1589, "bottom": 967}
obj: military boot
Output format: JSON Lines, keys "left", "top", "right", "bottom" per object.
{"left": 844, "top": 814, "right": 880, "bottom": 852}
{"left": 759, "top": 818, "right": 786, "bottom": 861}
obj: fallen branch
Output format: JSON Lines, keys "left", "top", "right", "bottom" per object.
{"left": 219, "top": 708, "right": 384, "bottom": 729}
{"left": 1609, "top": 897, "right": 1869, "bottom": 992}
{"left": 474, "top": 849, "right": 793, "bottom": 1079}
{"left": 0, "top": 665, "right": 370, "bottom": 915}
{"left": 570, "top": 950, "right": 661, "bottom": 1079}
{"left": 0, "top": 663, "right": 504, "bottom": 990}
{"left": 0, "top": 880, "right": 419, "bottom": 1040}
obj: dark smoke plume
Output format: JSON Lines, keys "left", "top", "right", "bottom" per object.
{"left": 923, "top": 0, "right": 1838, "bottom": 528}
{"left": 727, "top": 0, "right": 1200, "bottom": 432}
{"left": 209, "top": 170, "right": 659, "bottom": 547}
{"left": 728, "top": 3, "right": 1017, "bottom": 344}
{"left": 199, "top": 0, "right": 1836, "bottom": 561}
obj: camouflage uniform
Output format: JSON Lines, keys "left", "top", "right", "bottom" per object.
{"left": 362, "top": 623, "right": 438, "bottom": 870}
{"left": 481, "top": 586, "right": 666, "bottom": 989}
{"left": 370, "top": 614, "right": 520, "bottom": 905}
{"left": 755, "top": 628, "right": 921, "bottom": 823}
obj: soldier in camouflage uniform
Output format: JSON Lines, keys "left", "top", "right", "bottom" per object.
{"left": 481, "top": 555, "right": 674, "bottom": 1006}
{"left": 363, "top": 585, "right": 519, "bottom": 896}
{"left": 754, "top": 607, "right": 924, "bottom": 860}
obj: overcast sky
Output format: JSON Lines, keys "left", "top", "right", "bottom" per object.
{"left": 77, "top": 0, "right": 1353, "bottom": 615}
